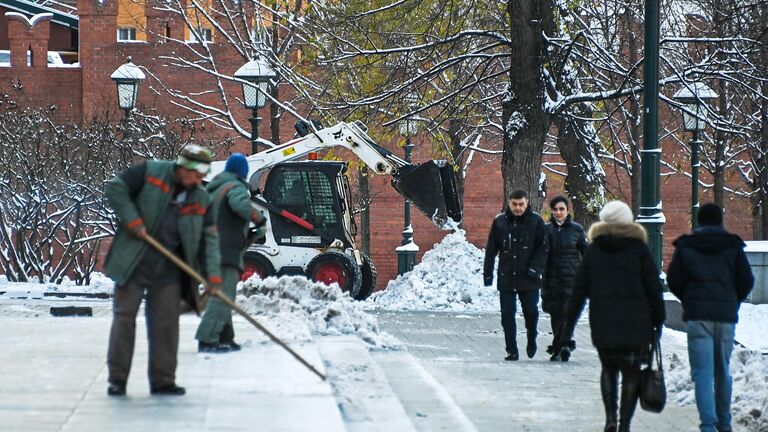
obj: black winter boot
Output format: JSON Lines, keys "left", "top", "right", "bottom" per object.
{"left": 151, "top": 383, "right": 186, "bottom": 396}
{"left": 107, "top": 381, "right": 126, "bottom": 396}
{"left": 526, "top": 337, "right": 537, "bottom": 359}
{"left": 218, "top": 324, "right": 241, "bottom": 352}
{"left": 505, "top": 347, "right": 519, "bottom": 361}
{"left": 198, "top": 341, "right": 231, "bottom": 353}
{"left": 600, "top": 369, "right": 619, "bottom": 432}
{"left": 618, "top": 370, "right": 641, "bottom": 432}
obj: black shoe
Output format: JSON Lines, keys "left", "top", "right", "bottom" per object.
{"left": 546, "top": 344, "right": 554, "bottom": 355}
{"left": 549, "top": 352, "right": 561, "bottom": 362}
{"left": 151, "top": 383, "right": 186, "bottom": 396}
{"left": 221, "top": 341, "right": 241, "bottom": 352}
{"left": 198, "top": 341, "right": 231, "bottom": 353}
{"left": 504, "top": 348, "right": 519, "bottom": 361}
{"left": 559, "top": 347, "right": 571, "bottom": 362}
{"left": 568, "top": 340, "right": 576, "bottom": 351}
{"left": 107, "top": 381, "right": 126, "bottom": 396}
{"left": 526, "top": 340, "right": 537, "bottom": 359}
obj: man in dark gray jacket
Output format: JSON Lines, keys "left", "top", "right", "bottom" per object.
{"left": 483, "top": 189, "right": 547, "bottom": 361}
{"left": 667, "top": 203, "right": 754, "bottom": 432}
{"left": 195, "top": 154, "right": 266, "bottom": 353}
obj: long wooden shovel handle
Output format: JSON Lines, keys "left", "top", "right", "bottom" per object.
{"left": 141, "top": 233, "right": 327, "bottom": 381}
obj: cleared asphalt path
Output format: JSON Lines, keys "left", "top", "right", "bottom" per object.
{"left": 374, "top": 310, "right": 720, "bottom": 432}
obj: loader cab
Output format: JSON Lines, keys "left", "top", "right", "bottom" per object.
{"left": 263, "top": 161, "right": 356, "bottom": 248}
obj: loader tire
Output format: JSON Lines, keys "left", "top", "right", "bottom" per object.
{"left": 354, "top": 254, "right": 377, "bottom": 300}
{"left": 241, "top": 252, "right": 275, "bottom": 282}
{"left": 306, "top": 251, "right": 362, "bottom": 298}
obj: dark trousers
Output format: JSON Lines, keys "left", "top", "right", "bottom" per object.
{"left": 550, "top": 307, "right": 565, "bottom": 348}
{"left": 499, "top": 290, "right": 539, "bottom": 354}
{"left": 107, "top": 278, "right": 181, "bottom": 388}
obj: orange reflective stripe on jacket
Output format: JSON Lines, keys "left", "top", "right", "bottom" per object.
{"left": 147, "top": 176, "right": 171, "bottom": 194}
{"left": 180, "top": 203, "right": 206, "bottom": 216}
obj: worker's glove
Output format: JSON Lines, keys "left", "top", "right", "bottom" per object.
{"left": 527, "top": 267, "right": 542, "bottom": 281}
{"left": 126, "top": 219, "right": 147, "bottom": 239}
{"left": 253, "top": 226, "right": 267, "bottom": 239}
{"left": 253, "top": 211, "right": 267, "bottom": 228}
{"left": 204, "top": 276, "right": 223, "bottom": 295}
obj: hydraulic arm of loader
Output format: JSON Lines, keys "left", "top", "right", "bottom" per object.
{"left": 207, "top": 121, "right": 462, "bottom": 226}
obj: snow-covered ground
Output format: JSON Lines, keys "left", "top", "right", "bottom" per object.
{"left": 366, "top": 230, "right": 499, "bottom": 312}
{"left": 237, "top": 275, "right": 400, "bottom": 350}
{"left": 0, "top": 273, "right": 114, "bottom": 296}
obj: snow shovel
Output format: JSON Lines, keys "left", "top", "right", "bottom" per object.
{"left": 141, "top": 233, "right": 327, "bottom": 381}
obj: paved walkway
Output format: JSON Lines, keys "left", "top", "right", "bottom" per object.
{"left": 0, "top": 298, "right": 749, "bottom": 432}
{"left": 374, "top": 310, "right": 718, "bottom": 432}
{"left": 0, "top": 298, "right": 344, "bottom": 432}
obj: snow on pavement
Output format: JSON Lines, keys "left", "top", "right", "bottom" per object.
{"left": 237, "top": 275, "right": 400, "bottom": 350}
{"left": 366, "top": 230, "right": 498, "bottom": 312}
{"left": 736, "top": 303, "right": 768, "bottom": 353}
{"left": 0, "top": 273, "right": 114, "bottom": 296}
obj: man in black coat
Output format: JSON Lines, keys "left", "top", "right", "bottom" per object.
{"left": 542, "top": 195, "right": 587, "bottom": 360}
{"left": 483, "top": 189, "right": 547, "bottom": 361}
{"left": 667, "top": 203, "right": 753, "bottom": 432}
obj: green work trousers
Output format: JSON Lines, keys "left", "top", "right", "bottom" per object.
{"left": 195, "top": 265, "right": 239, "bottom": 343}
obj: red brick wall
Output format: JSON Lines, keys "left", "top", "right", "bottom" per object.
{"left": 0, "top": 10, "right": 82, "bottom": 123}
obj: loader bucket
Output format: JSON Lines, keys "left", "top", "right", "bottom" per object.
{"left": 391, "top": 160, "right": 463, "bottom": 228}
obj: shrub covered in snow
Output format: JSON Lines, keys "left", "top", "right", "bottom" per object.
{"left": 366, "top": 229, "right": 498, "bottom": 312}
{"left": 237, "top": 275, "right": 400, "bottom": 350}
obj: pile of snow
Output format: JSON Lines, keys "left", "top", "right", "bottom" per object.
{"left": 237, "top": 275, "right": 400, "bottom": 350}
{"left": 366, "top": 229, "right": 498, "bottom": 312}
{"left": 665, "top": 305, "right": 768, "bottom": 431}
{"left": 44, "top": 273, "right": 114, "bottom": 294}
{"left": 0, "top": 272, "right": 114, "bottom": 296}
{"left": 736, "top": 304, "right": 768, "bottom": 353}
{"left": 667, "top": 346, "right": 768, "bottom": 431}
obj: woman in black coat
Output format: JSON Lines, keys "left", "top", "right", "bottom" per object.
{"left": 542, "top": 196, "right": 587, "bottom": 360}
{"left": 559, "top": 201, "right": 665, "bottom": 432}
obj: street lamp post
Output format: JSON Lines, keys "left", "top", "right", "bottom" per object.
{"left": 234, "top": 57, "right": 276, "bottom": 155}
{"left": 396, "top": 117, "right": 419, "bottom": 275}
{"left": 110, "top": 57, "right": 146, "bottom": 119}
{"left": 673, "top": 82, "right": 718, "bottom": 228}
{"left": 639, "top": 0, "right": 663, "bottom": 269}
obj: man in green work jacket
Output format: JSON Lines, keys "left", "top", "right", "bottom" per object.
{"left": 196, "top": 153, "right": 267, "bottom": 353}
{"left": 104, "top": 144, "right": 222, "bottom": 397}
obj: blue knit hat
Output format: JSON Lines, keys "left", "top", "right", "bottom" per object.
{"left": 225, "top": 153, "right": 249, "bottom": 179}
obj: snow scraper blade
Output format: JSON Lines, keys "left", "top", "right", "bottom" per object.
{"left": 391, "top": 160, "right": 462, "bottom": 228}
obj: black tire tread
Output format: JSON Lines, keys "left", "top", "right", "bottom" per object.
{"left": 306, "top": 251, "right": 363, "bottom": 298}
{"left": 355, "top": 253, "right": 377, "bottom": 300}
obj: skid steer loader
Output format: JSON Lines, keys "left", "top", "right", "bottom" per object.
{"left": 207, "top": 120, "right": 462, "bottom": 299}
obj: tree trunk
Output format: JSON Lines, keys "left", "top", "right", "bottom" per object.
{"left": 503, "top": 0, "right": 555, "bottom": 211}
{"left": 270, "top": 85, "right": 280, "bottom": 145}
{"left": 555, "top": 114, "right": 604, "bottom": 227}
{"left": 270, "top": 10, "right": 281, "bottom": 146}
{"left": 448, "top": 118, "right": 466, "bottom": 218}
{"left": 358, "top": 167, "right": 371, "bottom": 256}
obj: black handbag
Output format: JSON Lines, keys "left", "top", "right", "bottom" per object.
{"left": 640, "top": 335, "right": 666, "bottom": 413}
